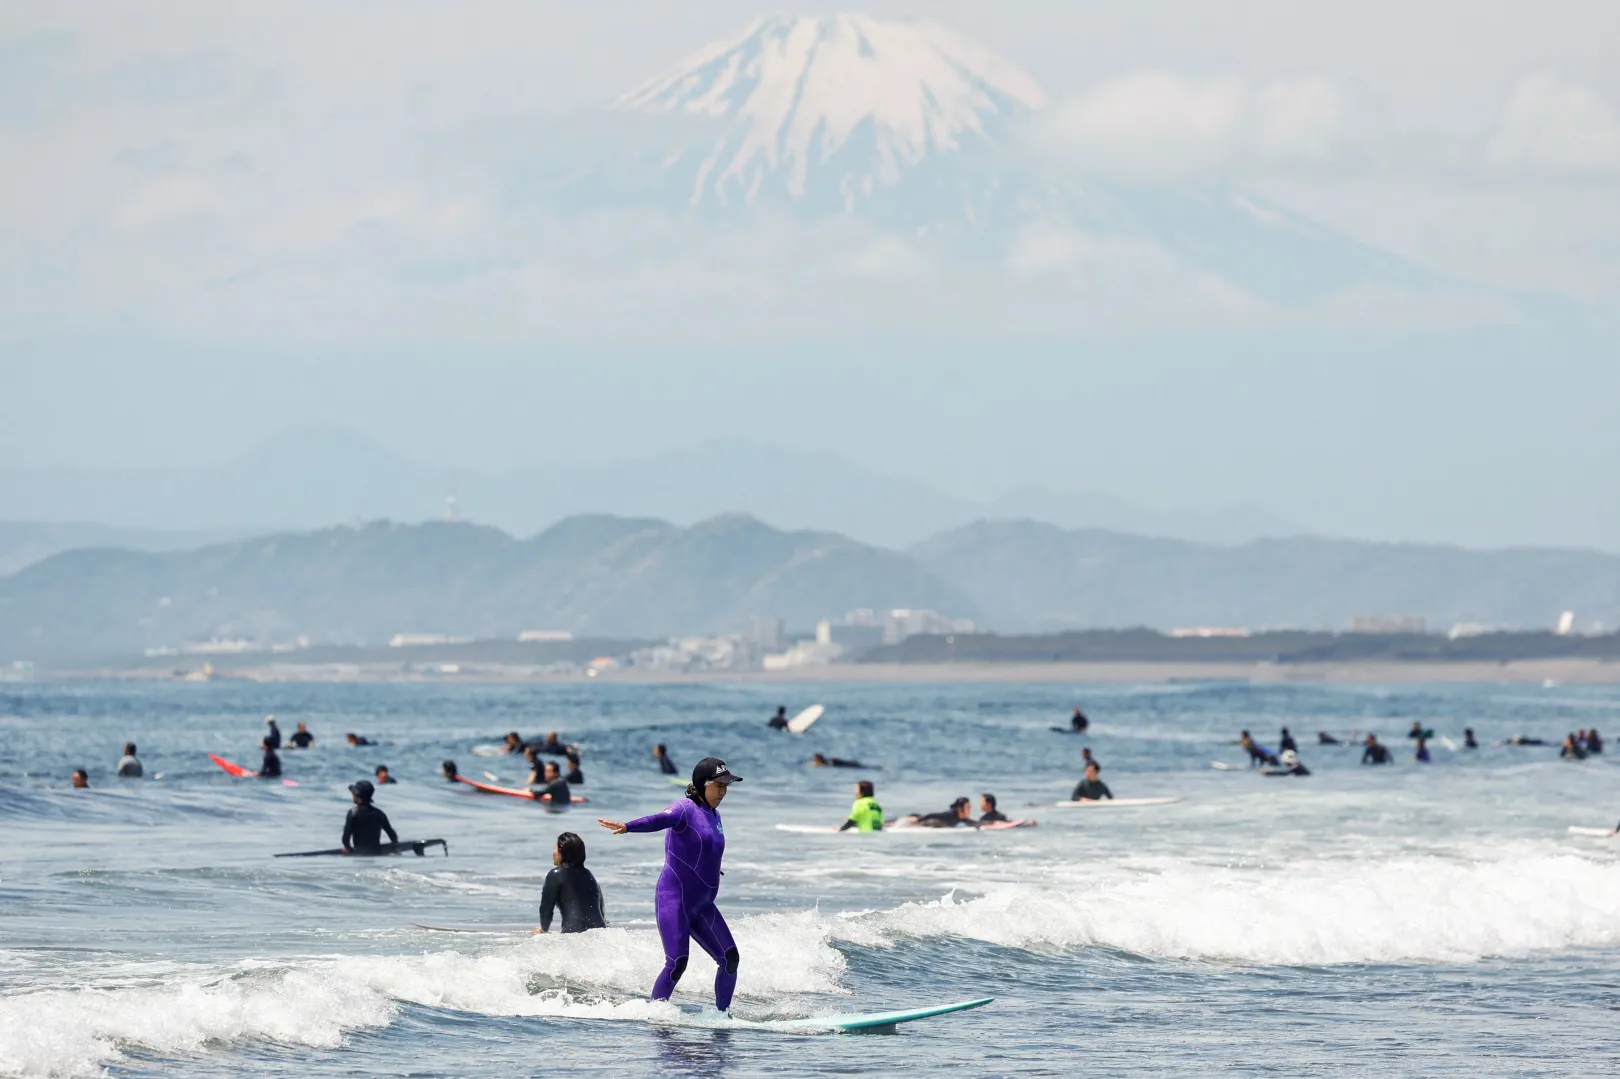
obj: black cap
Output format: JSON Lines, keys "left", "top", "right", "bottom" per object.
{"left": 349, "top": 779, "right": 375, "bottom": 799}
{"left": 691, "top": 757, "right": 742, "bottom": 786}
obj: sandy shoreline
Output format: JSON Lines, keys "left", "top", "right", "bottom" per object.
{"left": 51, "top": 658, "right": 1620, "bottom": 685}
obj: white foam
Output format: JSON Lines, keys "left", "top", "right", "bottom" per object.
{"left": 0, "top": 910, "right": 847, "bottom": 1077}
{"left": 834, "top": 847, "right": 1620, "bottom": 965}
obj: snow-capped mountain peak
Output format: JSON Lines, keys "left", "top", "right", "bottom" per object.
{"left": 621, "top": 13, "right": 1047, "bottom": 208}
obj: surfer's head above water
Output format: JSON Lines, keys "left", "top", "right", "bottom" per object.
{"left": 687, "top": 757, "right": 741, "bottom": 808}
{"left": 442, "top": 760, "right": 458, "bottom": 780}
{"left": 555, "top": 831, "right": 586, "bottom": 867}
{"left": 71, "top": 769, "right": 88, "bottom": 788}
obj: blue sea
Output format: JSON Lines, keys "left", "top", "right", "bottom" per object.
{"left": 2, "top": 679, "right": 1619, "bottom": 1077}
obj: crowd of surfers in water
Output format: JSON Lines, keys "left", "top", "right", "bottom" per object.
{"left": 55, "top": 698, "right": 1618, "bottom": 1007}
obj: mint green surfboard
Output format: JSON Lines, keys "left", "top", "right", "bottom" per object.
{"left": 683, "top": 996, "right": 993, "bottom": 1034}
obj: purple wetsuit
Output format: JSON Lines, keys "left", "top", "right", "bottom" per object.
{"left": 625, "top": 796, "right": 738, "bottom": 1010}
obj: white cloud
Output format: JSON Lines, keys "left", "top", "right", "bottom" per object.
{"left": 1039, "top": 72, "right": 1364, "bottom": 180}
{"left": 1487, "top": 73, "right": 1620, "bottom": 177}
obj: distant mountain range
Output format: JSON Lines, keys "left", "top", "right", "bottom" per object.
{"left": 3, "top": 514, "right": 1618, "bottom": 665}
{"left": 0, "top": 522, "right": 252, "bottom": 577}
{"left": 0, "top": 424, "right": 1297, "bottom": 562}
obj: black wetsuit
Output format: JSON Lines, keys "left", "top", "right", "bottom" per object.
{"left": 768, "top": 711, "right": 789, "bottom": 730}
{"left": 980, "top": 810, "right": 1009, "bottom": 822}
{"left": 1071, "top": 779, "right": 1113, "bottom": 801}
{"left": 265, "top": 724, "right": 282, "bottom": 750}
{"left": 259, "top": 748, "right": 282, "bottom": 777}
{"left": 1279, "top": 731, "right": 1298, "bottom": 753}
{"left": 532, "top": 740, "right": 568, "bottom": 757}
{"left": 1463, "top": 733, "right": 1479, "bottom": 749}
{"left": 657, "top": 755, "right": 678, "bottom": 775}
{"left": 1244, "top": 743, "right": 1280, "bottom": 767}
{"left": 1362, "top": 743, "right": 1393, "bottom": 765}
{"left": 539, "top": 864, "right": 607, "bottom": 933}
{"left": 1318, "top": 732, "right": 1342, "bottom": 745}
{"left": 534, "top": 779, "right": 572, "bottom": 805}
{"left": 350, "top": 736, "right": 376, "bottom": 746}
{"left": 342, "top": 802, "right": 398, "bottom": 853}
{"left": 1072, "top": 712, "right": 1089, "bottom": 733}
{"left": 819, "top": 757, "right": 865, "bottom": 768}
{"left": 289, "top": 730, "right": 314, "bottom": 749}
{"left": 914, "top": 810, "right": 970, "bottom": 827}
{"left": 565, "top": 765, "right": 584, "bottom": 784}
{"left": 1263, "top": 764, "right": 1311, "bottom": 777}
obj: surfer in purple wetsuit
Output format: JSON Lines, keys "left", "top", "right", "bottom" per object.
{"left": 598, "top": 756, "right": 742, "bottom": 1012}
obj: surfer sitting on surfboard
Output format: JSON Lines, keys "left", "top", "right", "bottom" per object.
{"left": 342, "top": 779, "right": 398, "bottom": 855}
{"left": 598, "top": 757, "right": 743, "bottom": 1013}
{"left": 979, "top": 794, "right": 1008, "bottom": 822}
{"left": 1239, "top": 731, "right": 1280, "bottom": 767}
{"left": 1071, "top": 762, "right": 1112, "bottom": 801}
{"left": 536, "top": 831, "right": 607, "bottom": 935}
{"left": 840, "top": 780, "right": 884, "bottom": 832}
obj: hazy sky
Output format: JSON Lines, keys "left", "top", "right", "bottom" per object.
{"left": 3, "top": 1, "right": 1618, "bottom": 548}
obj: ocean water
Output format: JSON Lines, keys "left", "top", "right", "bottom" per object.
{"left": 2, "top": 679, "right": 1618, "bottom": 1077}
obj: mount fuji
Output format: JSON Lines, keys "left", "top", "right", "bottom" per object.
{"left": 540, "top": 13, "right": 1431, "bottom": 305}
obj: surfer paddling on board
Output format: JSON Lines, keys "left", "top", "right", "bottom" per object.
{"left": 900, "top": 797, "right": 977, "bottom": 828}
{"left": 502, "top": 732, "right": 527, "bottom": 755}
{"left": 1262, "top": 749, "right": 1311, "bottom": 776}
{"left": 536, "top": 831, "right": 607, "bottom": 935}
{"left": 442, "top": 760, "right": 460, "bottom": 782}
{"left": 342, "top": 780, "right": 399, "bottom": 855}
{"left": 811, "top": 753, "right": 870, "bottom": 768}
{"left": 1239, "top": 731, "right": 1280, "bottom": 767}
{"left": 598, "top": 757, "right": 743, "bottom": 1013}
{"left": 840, "top": 780, "right": 884, "bottom": 832}
{"left": 1071, "top": 762, "right": 1112, "bottom": 801}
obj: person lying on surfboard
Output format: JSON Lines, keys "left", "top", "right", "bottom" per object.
{"left": 536, "top": 831, "right": 607, "bottom": 935}
{"left": 442, "top": 760, "right": 460, "bottom": 782}
{"left": 342, "top": 779, "right": 398, "bottom": 855}
{"left": 900, "top": 797, "right": 977, "bottom": 828}
{"left": 1239, "top": 731, "right": 1279, "bottom": 767}
{"left": 598, "top": 757, "right": 743, "bottom": 1013}
{"left": 810, "top": 753, "right": 869, "bottom": 768}
{"left": 839, "top": 780, "right": 883, "bottom": 832}
{"left": 979, "top": 793, "right": 1008, "bottom": 822}
{"left": 1071, "top": 762, "right": 1112, "bottom": 801}
{"left": 1261, "top": 749, "right": 1311, "bottom": 777}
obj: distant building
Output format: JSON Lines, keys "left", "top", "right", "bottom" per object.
{"left": 816, "top": 619, "right": 885, "bottom": 651}
{"left": 182, "top": 639, "right": 261, "bottom": 655}
{"left": 1348, "top": 615, "right": 1427, "bottom": 635}
{"left": 883, "top": 609, "right": 975, "bottom": 645}
{"left": 1169, "top": 627, "right": 1252, "bottom": 638}
{"left": 1448, "top": 622, "right": 1492, "bottom": 639}
{"left": 748, "top": 616, "right": 784, "bottom": 651}
{"left": 763, "top": 641, "right": 845, "bottom": 670}
{"left": 0, "top": 661, "right": 33, "bottom": 682}
{"left": 630, "top": 636, "right": 755, "bottom": 673}
{"left": 389, "top": 634, "right": 473, "bottom": 648}
{"left": 519, "top": 630, "right": 574, "bottom": 642}
{"left": 1555, "top": 611, "right": 1576, "bottom": 636}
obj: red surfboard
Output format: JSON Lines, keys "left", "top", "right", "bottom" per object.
{"left": 453, "top": 775, "right": 587, "bottom": 804}
{"left": 210, "top": 753, "right": 299, "bottom": 786}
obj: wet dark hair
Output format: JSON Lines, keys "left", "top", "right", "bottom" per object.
{"left": 556, "top": 831, "right": 586, "bottom": 866}
{"left": 857, "top": 780, "right": 874, "bottom": 797}
{"left": 685, "top": 782, "right": 704, "bottom": 805}
{"left": 655, "top": 743, "right": 667, "bottom": 755}
{"left": 375, "top": 764, "right": 389, "bottom": 774}
{"left": 442, "top": 759, "right": 458, "bottom": 777}
{"left": 123, "top": 743, "right": 136, "bottom": 755}
{"left": 952, "top": 797, "right": 970, "bottom": 808}
{"left": 981, "top": 793, "right": 997, "bottom": 809}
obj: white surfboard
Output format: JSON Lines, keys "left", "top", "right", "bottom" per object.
{"left": 413, "top": 922, "right": 538, "bottom": 934}
{"left": 1567, "top": 826, "right": 1616, "bottom": 837}
{"left": 775, "top": 823, "right": 843, "bottom": 834}
{"left": 1042, "top": 796, "right": 1184, "bottom": 809}
{"left": 1210, "top": 761, "right": 1241, "bottom": 770}
{"left": 787, "top": 704, "right": 824, "bottom": 734}
{"left": 471, "top": 745, "right": 506, "bottom": 757}
{"left": 681, "top": 996, "right": 993, "bottom": 1034}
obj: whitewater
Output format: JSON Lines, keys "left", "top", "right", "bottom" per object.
{"left": 3, "top": 680, "right": 1618, "bottom": 1076}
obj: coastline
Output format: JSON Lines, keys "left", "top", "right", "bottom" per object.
{"left": 47, "top": 657, "right": 1620, "bottom": 685}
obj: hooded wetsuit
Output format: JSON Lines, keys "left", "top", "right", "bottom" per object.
{"left": 625, "top": 797, "right": 738, "bottom": 1011}
{"left": 540, "top": 863, "right": 607, "bottom": 933}
{"left": 259, "top": 747, "right": 282, "bottom": 778}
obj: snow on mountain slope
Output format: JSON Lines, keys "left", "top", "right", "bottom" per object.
{"left": 620, "top": 13, "right": 1045, "bottom": 210}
